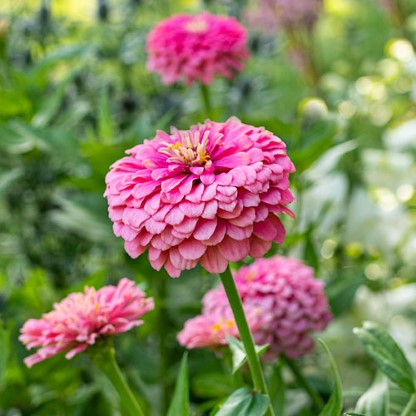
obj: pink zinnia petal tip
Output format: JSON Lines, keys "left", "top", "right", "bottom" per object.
{"left": 146, "top": 12, "right": 249, "bottom": 85}
{"left": 19, "top": 278, "right": 154, "bottom": 367}
{"left": 105, "top": 117, "right": 296, "bottom": 278}
{"left": 178, "top": 256, "right": 332, "bottom": 360}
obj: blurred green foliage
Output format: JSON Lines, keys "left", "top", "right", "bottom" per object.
{"left": 0, "top": 0, "right": 416, "bottom": 415}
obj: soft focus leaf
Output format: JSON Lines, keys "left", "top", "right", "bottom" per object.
{"left": 318, "top": 339, "right": 343, "bottom": 416}
{"left": 0, "top": 322, "right": 9, "bottom": 385}
{"left": 353, "top": 322, "right": 415, "bottom": 394}
{"left": 215, "top": 387, "right": 269, "bottom": 416}
{"left": 226, "top": 336, "right": 269, "bottom": 374}
{"left": 325, "top": 271, "right": 365, "bottom": 316}
{"left": 355, "top": 372, "right": 389, "bottom": 416}
{"left": 167, "top": 352, "right": 189, "bottom": 416}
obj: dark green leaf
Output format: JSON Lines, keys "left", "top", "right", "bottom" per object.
{"left": 318, "top": 339, "right": 343, "bottom": 416}
{"left": 192, "top": 373, "right": 235, "bottom": 399}
{"left": 0, "top": 322, "right": 9, "bottom": 385}
{"left": 215, "top": 387, "right": 269, "bottom": 416}
{"left": 356, "top": 372, "right": 389, "bottom": 416}
{"left": 167, "top": 352, "right": 189, "bottom": 416}
{"left": 353, "top": 322, "right": 415, "bottom": 394}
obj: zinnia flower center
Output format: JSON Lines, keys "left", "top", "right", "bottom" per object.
{"left": 159, "top": 130, "right": 211, "bottom": 166}
{"left": 185, "top": 18, "right": 208, "bottom": 33}
{"left": 210, "top": 318, "right": 234, "bottom": 333}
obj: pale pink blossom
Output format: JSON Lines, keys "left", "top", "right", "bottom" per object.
{"left": 104, "top": 117, "right": 295, "bottom": 278}
{"left": 146, "top": 12, "right": 249, "bottom": 85}
{"left": 179, "top": 256, "right": 332, "bottom": 360}
{"left": 245, "top": 0, "right": 322, "bottom": 33}
{"left": 177, "top": 305, "right": 264, "bottom": 349}
{"left": 19, "top": 278, "right": 154, "bottom": 367}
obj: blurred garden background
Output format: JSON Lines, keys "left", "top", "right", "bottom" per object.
{"left": 1, "top": 0, "right": 416, "bottom": 415}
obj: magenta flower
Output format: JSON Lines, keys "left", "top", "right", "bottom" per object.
{"left": 146, "top": 12, "right": 249, "bottom": 85}
{"left": 178, "top": 256, "right": 332, "bottom": 360}
{"left": 104, "top": 117, "right": 295, "bottom": 278}
{"left": 19, "top": 278, "right": 154, "bottom": 368}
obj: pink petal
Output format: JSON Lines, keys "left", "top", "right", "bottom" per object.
{"left": 200, "top": 246, "right": 229, "bottom": 274}
{"left": 218, "top": 236, "right": 250, "bottom": 262}
{"left": 178, "top": 238, "right": 207, "bottom": 260}
{"left": 193, "top": 218, "right": 217, "bottom": 241}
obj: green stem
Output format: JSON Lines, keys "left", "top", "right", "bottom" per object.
{"left": 219, "top": 265, "right": 275, "bottom": 416}
{"left": 281, "top": 355, "right": 324, "bottom": 412}
{"left": 90, "top": 339, "right": 146, "bottom": 416}
{"left": 401, "top": 393, "right": 416, "bottom": 416}
{"left": 199, "top": 83, "right": 214, "bottom": 120}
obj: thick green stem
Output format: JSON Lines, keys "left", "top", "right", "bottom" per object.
{"left": 199, "top": 83, "right": 214, "bottom": 120}
{"left": 281, "top": 355, "right": 324, "bottom": 412}
{"left": 401, "top": 393, "right": 416, "bottom": 416}
{"left": 219, "top": 265, "right": 275, "bottom": 416}
{"left": 90, "top": 339, "right": 146, "bottom": 416}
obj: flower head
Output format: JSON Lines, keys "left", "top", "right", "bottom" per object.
{"left": 177, "top": 306, "right": 264, "bottom": 349}
{"left": 19, "top": 278, "right": 154, "bottom": 367}
{"left": 245, "top": 0, "right": 322, "bottom": 33}
{"left": 146, "top": 12, "right": 249, "bottom": 85}
{"left": 105, "top": 117, "right": 295, "bottom": 278}
{"left": 178, "top": 256, "right": 332, "bottom": 360}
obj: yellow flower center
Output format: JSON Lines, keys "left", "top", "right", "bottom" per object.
{"left": 159, "top": 130, "right": 211, "bottom": 166}
{"left": 211, "top": 318, "right": 234, "bottom": 333}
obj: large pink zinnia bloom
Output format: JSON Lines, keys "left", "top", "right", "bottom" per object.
{"left": 104, "top": 117, "right": 295, "bottom": 278}
{"left": 146, "top": 12, "right": 249, "bottom": 85}
{"left": 178, "top": 256, "right": 332, "bottom": 360}
{"left": 19, "top": 278, "right": 154, "bottom": 368}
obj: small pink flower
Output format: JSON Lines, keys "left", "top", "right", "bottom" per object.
{"left": 104, "top": 117, "right": 295, "bottom": 278}
{"left": 177, "top": 305, "right": 265, "bottom": 349}
{"left": 19, "top": 278, "right": 154, "bottom": 368}
{"left": 146, "top": 12, "right": 249, "bottom": 85}
{"left": 178, "top": 256, "right": 332, "bottom": 360}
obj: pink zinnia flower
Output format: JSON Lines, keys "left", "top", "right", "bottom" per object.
{"left": 177, "top": 305, "right": 264, "bottom": 349}
{"left": 104, "top": 117, "right": 295, "bottom": 278}
{"left": 178, "top": 256, "right": 332, "bottom": 360}
{"left": 19, "top": 278, "right": 154, "bottom": 368}
{"left": 146, "top": 12, "right": 249, "bottom": 85}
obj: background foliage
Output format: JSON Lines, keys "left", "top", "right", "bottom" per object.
{"left": 1, "top": 0, "right": 416, "bottom": 415}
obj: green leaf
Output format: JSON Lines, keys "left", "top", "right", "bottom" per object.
{"left": 0, "top": 322, "right": 9, "bottom": 385}
{"left": 98, "top": 88, "right": 115, "bottom": 144}
{"left": 269, "top": 363, "right": 285, "bottom": 416}
{"left": 325, "top": 271, "right": 365, "bottom": 317}
{"left": 32, "top": 71, "right": 76, "bottom": 128}
{"left": 344, "top": 413, "right": 366, "bottom": 415}
{"left": 318, "top": 339, "right": 343, "bottom": 416}
{"left": 226, "top": 336, "right": 269, "bottom": 374}
{"left": 167, "top": 353, "right": 189, "bottom": 416}
{"left": 215, "top": 387, "right": 269, "bottom": 416}
{"left": 192, "top": 373, "right": 235, "bottom": 399}
{"left": 353, "top": 322, "right": 415, "bottom": 394}
{"left": 356, "top": 372, "right": 389, "bottom": 416}
{"left": 0, "top": 169, "right": 23, "bottom": 196}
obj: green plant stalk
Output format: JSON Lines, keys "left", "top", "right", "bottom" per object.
{"left": 199, "top": 83, "right": 214, "bottom": 120}
{"left": 401, "top": 393, "right": 416, "bottom": 416}
{"left": 219, "top": 265, "right": 275, "bottom": 416}
{"left": 90, "top": 339, "right": 146, "bottom": 416}
{"left": 281, "top": 355, "right": 324, "bottom": 412}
